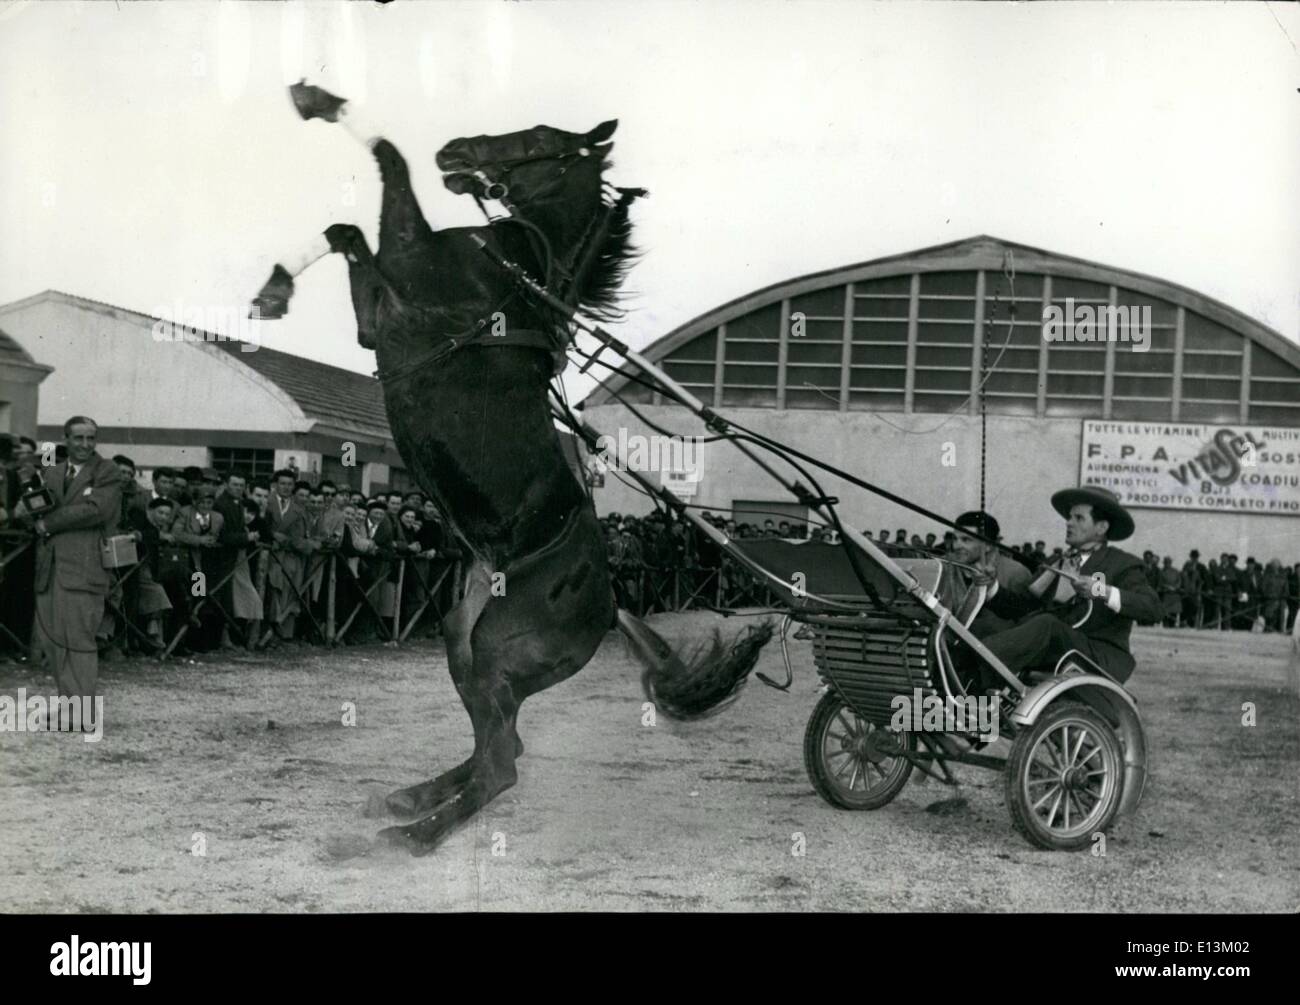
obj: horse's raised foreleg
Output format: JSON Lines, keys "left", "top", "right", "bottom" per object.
{"left": 289, "top": 80, "right": 380, "bottom": 149}
{"left": 249, "top": 234, "right": 331, "bottom": 319}
{"left": 372, "top": 138, "right": 436, "bottom": 260}
{"left": 287, "top": 79, "right": 434, "bottom": 257}
{"left": 249, "top": 81, "right": 391, "bottom": 321}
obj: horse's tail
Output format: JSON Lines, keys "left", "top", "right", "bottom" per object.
{"left": 616, "top": 609, "right": 775, "bottom": 721}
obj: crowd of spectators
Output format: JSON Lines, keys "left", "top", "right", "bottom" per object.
{"left": 600, "top": 509, "right": 1300, "bottom": 633}
{"left": 3, "top": 424, "right": 1294, "bottom": 669}
{"left": 0, "top": 435, "right": 460, "bottom": 662}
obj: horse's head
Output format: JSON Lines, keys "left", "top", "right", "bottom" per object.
{"left": 436, "top": 119, "right": 643, "bottom": 325}
{"left": 436, "top": 120, "right": 617, "bottom": 212}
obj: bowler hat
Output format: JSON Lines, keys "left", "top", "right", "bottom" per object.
{"left": 955, "top": 510, "right": 1001, "bottom": 540}
{"left": 1050, "top": 485, "right": 1135, "bottom": 541}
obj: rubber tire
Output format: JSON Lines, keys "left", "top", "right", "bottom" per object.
{"left": 1005, "top": 702, "right": 1125, "bottom": 851}
{"left": 804, "top": 689, "right": 914, "bottom": 810}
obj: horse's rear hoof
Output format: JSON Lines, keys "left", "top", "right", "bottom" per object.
{"left": 378, "top": 821, "right": 439, "bottom": 857}
{"left": 289, "top": 80, "right": 347, "bottom": 122}
{"left": 385, "top": 790, "right": 418, "bottom": 818}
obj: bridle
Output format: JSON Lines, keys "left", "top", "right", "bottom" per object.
{"left": 450, "top": 145, "right": 606, "bottom": 291}
{"left": 445, "top": 144, "right": 599, "bottom": 208}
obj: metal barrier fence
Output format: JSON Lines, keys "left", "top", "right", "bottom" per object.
{"left": 1, "top": 531, "right": 1296, "bottom": 661}
{"left": 0, "top": 531, "right": 462, "bottom": 661}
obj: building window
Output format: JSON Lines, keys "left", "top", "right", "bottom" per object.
{"left": 849, "top": 275, "right": 909, "bottom": 411}
{"left": 980, "top": 272, "right": 1043, "bottom": 417}
{"left": 662, "top": 330, "right": 718, "bottom": 399}
{"left": 1181, "top": 311, "right": 1243, "bottom": 422}
{"left": 1248, "top": 345, "right": 1300, "bottom": 425}
{"left": 1109, "top": 290, "right": 1177, "bottom": 420}
{"left": 913, "top": 270, "right": 978, "bottom": 412}
{"left": 210, "top": 447, "right": 276, "bottom": 481}
{"left": 721, "top": 304, "right": 781, "bottom": 408}
{"left": 785, "top": 287, "right": 845, "bottom": 410}
{"left": 1043, "top": 277, "right": 1110, "bottom": 417}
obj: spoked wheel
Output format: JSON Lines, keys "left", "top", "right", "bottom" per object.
{"left": 804, "top": 689, "right": 915, "bottom": 810}
{"left": 1006, "top": 702, "right": 1124, "bottom": 850}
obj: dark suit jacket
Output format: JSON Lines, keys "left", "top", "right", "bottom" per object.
{"left": 986, "top": 543, "right": 1163, "bottom": 680}
{"left": 213, "top": 492, "right": 251, "bottom": 560}
{"left": 265, "top": 494, "right": 311, "bottom": 553}
{"left": 171, "top": 506, "right": 225, "bottom": 573}
{"left": 34, "top": 453, "right": 122, "bottom": 595}
{"left": 343, "top": 515, "right": 394, "bottom": 582}
{"left": 2, "top": 467, "right": 20, "bottom": 516}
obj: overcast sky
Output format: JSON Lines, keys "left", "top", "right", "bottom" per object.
{"left": 2, "top": 1, "right": 1297, "bottom": 400}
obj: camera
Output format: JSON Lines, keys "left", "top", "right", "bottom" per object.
{"left": 20, "top": 485, "right": 55, "bottom": 516}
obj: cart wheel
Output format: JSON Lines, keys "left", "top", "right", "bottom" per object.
{"left": 1005, "top": 702, "right": 1124, "bottom": 850}
{"left": 804, "top": 689, "right": 914, "bottom": 810}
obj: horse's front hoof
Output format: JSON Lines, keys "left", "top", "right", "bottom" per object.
{"left": 250, "top": 265, "right": 294, "bottom": 319}
{"left": 289, "top": 80, "right": 347, "bottom": 122}
{"left": 249, "top": 298, "right": 285, "bottom": 321}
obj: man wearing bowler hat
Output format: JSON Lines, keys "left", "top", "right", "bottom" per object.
{"left": 948, "top": 509, "right": 1032, "bottom": 634}
{"left": 975, "top": 485, "right": 1162, "bottom": 687}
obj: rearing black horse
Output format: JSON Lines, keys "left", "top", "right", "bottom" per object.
{"left": 250, "top": 83, "right": 771, "bottom": 855}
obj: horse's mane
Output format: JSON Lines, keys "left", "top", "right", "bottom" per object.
{"left": 562, "top": 173, "right": 644, "bottom": 324}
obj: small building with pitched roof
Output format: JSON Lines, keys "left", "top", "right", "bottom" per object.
{"left": 0, "top": 289, "right": 410, "bottom": 494}
{"left": 0, "top": 324, "right": 53, "bottom": 437}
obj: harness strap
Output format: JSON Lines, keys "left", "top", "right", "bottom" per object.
{"left": 375, "top": 325, "right": 560, "bottom": 385}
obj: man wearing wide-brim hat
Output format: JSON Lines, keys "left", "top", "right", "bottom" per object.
{"left": 976, "top": 485, "right": 1162, "bottom": 686}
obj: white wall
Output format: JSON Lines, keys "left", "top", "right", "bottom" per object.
{"left": 1, "top": 297, "right": 310, "bottom": 434}
{"left": 583, "top": 403, "right": 1300, "bottom": 562}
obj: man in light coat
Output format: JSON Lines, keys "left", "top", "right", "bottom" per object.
{"left": 20, "top": 416, "right": 121, "bottom": 710}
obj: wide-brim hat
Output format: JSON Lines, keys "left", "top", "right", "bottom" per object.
{"left": 1050, "top": 485, "right": 1135, "bottom": 541}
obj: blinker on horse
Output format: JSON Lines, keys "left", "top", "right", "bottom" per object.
{"left": 250, "top": 82, "right": 773, "bottom": 855}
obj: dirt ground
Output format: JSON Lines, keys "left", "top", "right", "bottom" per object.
{"left": 2, "top": 612, "right": 1297, "bottom": 913}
